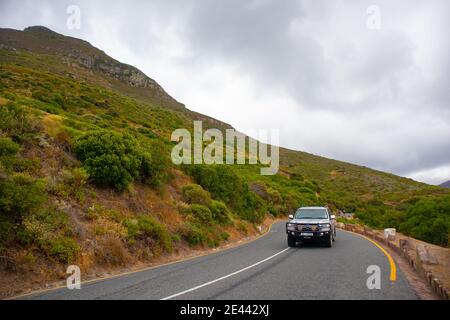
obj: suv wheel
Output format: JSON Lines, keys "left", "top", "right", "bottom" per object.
{"left": 287, "top": 235, "right": 296, "bottom": 247}
{"left": 324, "top": 234, "right": 333, "bottom": 248}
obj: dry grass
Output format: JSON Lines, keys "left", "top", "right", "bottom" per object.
{"left": 41, "top": 114, "right": 63, "bottom": 137}
{"left": 94, "top": 235, "right": 133, "bottom": 267}
{"left": 0, "top": 96, "right": 8, "bottom": 105}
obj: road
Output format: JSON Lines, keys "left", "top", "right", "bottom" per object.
{"left": 21, "top": 222, "right": 418, "bottom": 300}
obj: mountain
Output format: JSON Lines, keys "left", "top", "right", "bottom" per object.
{"left": 0, "top": 26, "right": 177, "bottom": 105}
{"left": 440, "top": 180, "right": 450, "bottom": 188}
{"left": 1, "top": 26, "right": 449, "bottom": 296}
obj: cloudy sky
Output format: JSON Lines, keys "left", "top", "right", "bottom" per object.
{"left": 1, "top": 0, "right": 449, "bottom": 184}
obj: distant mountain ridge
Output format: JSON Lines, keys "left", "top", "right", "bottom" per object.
{"left": 440, "top": 180, "right": 450, "bottom": 188}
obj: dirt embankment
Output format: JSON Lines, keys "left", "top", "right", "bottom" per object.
{"left": 0, "top": 189, "right": 280, "bottom": 300}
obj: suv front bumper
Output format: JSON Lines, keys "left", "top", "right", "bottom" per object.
{"left": 286, "top": 230, "right": 331, "bottom": 239}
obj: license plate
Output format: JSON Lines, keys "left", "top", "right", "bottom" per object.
{"left": 301, "top": 232, "right": 313, "bottom": 237}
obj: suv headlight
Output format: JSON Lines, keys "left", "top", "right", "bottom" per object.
{"left": 287, "top": 223, "right": 296, "bottom": 231}
{"left": 319, "top": 223, "right": 331, "bottom": 231}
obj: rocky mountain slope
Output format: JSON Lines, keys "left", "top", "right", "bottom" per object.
{"left": 1, "top": 26, "right": 173, "bottom": 101}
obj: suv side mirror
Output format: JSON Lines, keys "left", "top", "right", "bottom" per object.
{"left": 288, "top": 214, "right": 294, "bottom": 220}
{"left": 330, "top": 215, "right": 336, "bottom": 220}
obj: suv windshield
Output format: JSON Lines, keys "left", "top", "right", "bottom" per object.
{"left": 294, "top": 208, "right": 328, "bottom": 219}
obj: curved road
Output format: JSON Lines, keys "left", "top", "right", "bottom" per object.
{"left": 21, "top": 222, "right": 418, "bottom": 300}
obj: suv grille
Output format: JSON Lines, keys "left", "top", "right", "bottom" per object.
{"left": 297, "top": 224, "right": 318, "bottom": 232}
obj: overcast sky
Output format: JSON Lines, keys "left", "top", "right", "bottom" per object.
{"left": 1, "top": 0, "right": 449, "bottom": 185}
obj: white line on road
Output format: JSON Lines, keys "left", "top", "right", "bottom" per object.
{"left": 161, "top": 247, "right": 290, "bottom": 300}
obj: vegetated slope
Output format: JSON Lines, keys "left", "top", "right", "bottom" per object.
{"left": 0, "top": 26, "right": 449, "bottom": 295}
{"left": 440, "top": 180, "right": 450, "bottom": 188}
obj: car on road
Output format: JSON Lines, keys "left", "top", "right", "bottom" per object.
{"left": 286, "top": 206, "right": 336, "bottom": 247}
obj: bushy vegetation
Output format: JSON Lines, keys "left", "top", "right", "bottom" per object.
{"left": 399, "top": 196, "right": 450, "bottom": 247}
{"left": 186, "top": 204, "right": 214, "bottom": 224}
{"left": 183, "top": 165, "right": 265, "bottom": 223}
{"left": 73, "top": 130, "right": 142, "bottom": 191}
{"left": 181, "top": 222, "right": 207, "bottom": 246}
{"left": 48, "top": 237, "right": 80, "bottom": 264}
{"left": 73, "top": 130, "right": 170, "bottom": 191}
{"left": 0, "top": 102, "right": 37, "bottom": 142}
{"left": 0, "top": 175, "right": 45, "bottom": 225}
{"left": 208, "top": 200, "right": 232, "bottom": 224}
{"left": 123, "top": 215, "right": 173, "bottom": 252}
{"left": 181, "top": 184, "right": 232, "bottom": 224}
{"left": 347, "top": 197, "right": 450, "bottom": 246}
{"left": 0, "top": 174, "right": 78, "bottom": 262}
{"left": 140, "top": 140, "right": 171, "bottom": 188}
{"left": 182, "top": 184, "right": 211, "bottom": 205}
{"left": 0, "top": 137, "right": 20, "bottom": 156}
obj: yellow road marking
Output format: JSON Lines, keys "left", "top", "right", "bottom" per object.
{"left": 342, "top": 229, "right": 397, "bottom": 281}
{"left": 6, "top": 220, "right": 280, "bottom": 300}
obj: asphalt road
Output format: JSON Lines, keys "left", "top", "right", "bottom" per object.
{"left": 21, "top": 222, "right": 418, "bottom": 300}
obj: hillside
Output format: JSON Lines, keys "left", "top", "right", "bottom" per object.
{"left": 0, "top": 26, "right": 449, "bottom": 296}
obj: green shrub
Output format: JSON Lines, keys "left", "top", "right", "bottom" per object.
{"left": 0, "top": 137, "right": 20, "bottom": 156}
{"left": 266, "top": 187, "right": 282, "bottom": 204}
{"left": 0, "top": 137, "right": 26, "bottom": 173}
{"left": 0, "top": 102, "right": 36, "bottom": 141}
{"left": 236, "top": 222, "right": 248, "bottom": 234}
{"left": 124, "top": 215, "right": 172, "bottom": 251}
{"left": 399, "top": 196, "right": 450, "bottom": 247}
{"left": 182, "top": 223, "right": 207, "bottom": 246}
{"left": 188, "top": 204, "right": 213, "bottom": 224}
{"left": 19, "top": 208, "right": 69, "bottom": 247}
{"left": 183, "top": 165, "right": 264, "bottom": 222}
{"left": 182, "top": 184, "right": 211, "bottom": 205}
{"left": 171, "top": 234, "right": 181, "bottom": 243}
{"left": 0, "top": 174, "right": 45, "bottom": 223}
{"left": 207, "top": 238, "right": 220, "bottom": 248}
{"left": 74, "top": 131, "right": 171, "bottom": 191}
{"left": 220, "top": 231, "right": 230, "bottom": 241}
{"left": 73, "top": 130, "right": 142, "bottom": 191}
{"left": 184, "top": 165, "right": 242, "bottom": 204}
{"left": 49, "top": 237, "right": 80, "bottom": 263}
{"left": 239, "top": 191, "right": 265, "bottom": 223}
{"left": 0, "top": 215, "right": 14, "bottom": 243}
{"left": 123, "top": 218, "right": 139, "bottom": 241}
{"left": 5, "top": 157, "right": 40, "bottom": 173}
{"left": 138, "top": 216, "right": 172, "bottom": 251}
{"left": 298, "top": 187, "right": 315, "bottom": 195}
{"left": 140, "top": 140, "right": 171, "bottom": 187}
{"left": 208, "top": 200, "right": 232, "bottom": 224}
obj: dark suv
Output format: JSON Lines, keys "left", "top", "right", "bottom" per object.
{"left": 286, "top": 206, "right": 336, "bottom": 247}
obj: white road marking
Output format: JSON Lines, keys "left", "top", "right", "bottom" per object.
{"left": 160, "top": 247, "right": 290, "bottom": 300}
